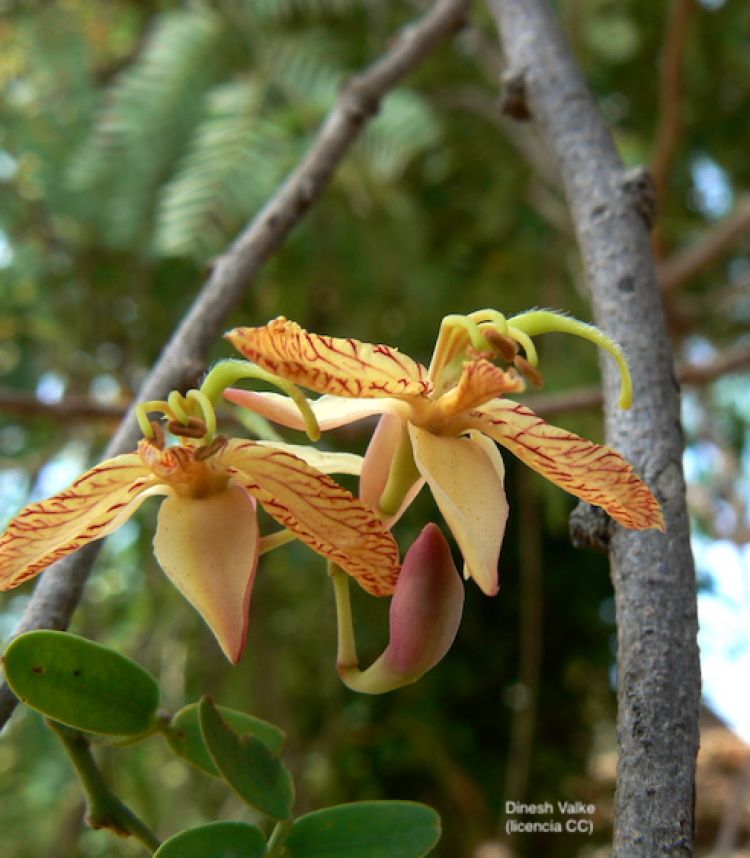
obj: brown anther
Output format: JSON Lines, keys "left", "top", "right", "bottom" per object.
{"left": 514, "top": 355, "right": 544, "bottom": 388}
{"left": 167, "top": 417, "right": 208, "bottom": 438}
{"left": 149, "top": 420, "right": 166, "bottom": 449}
{"left": 483, "top": 329, "right": 520, "bottom": 361}
{"left": 465, "top": 346, "right": 496, "bottom": 362}
{"left": 194, "top": 435, "right": 228, "bottom": 461}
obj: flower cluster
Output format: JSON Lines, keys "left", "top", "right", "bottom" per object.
{"left": 0, "top": 310, "right": 664, "bottom": 692}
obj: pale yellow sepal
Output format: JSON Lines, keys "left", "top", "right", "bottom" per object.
{"left": 154, "top": 486, "right": 259, "bottom": 664}
{"left": 408, "top": 425, "right": 509, "bottom": 596}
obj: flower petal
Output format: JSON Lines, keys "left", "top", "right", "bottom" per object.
{"left": 216, "top": 439, "right": 400, "bottom": 596}
{"left": 153, "top": 485, "right": 259, "bottom": 664}
{"left": 226, "top": 317, "right": 432, "bottom": 399}
{"left": 0, "top": 455, "right": 157, "bottom": 591}
{"left": 436, "top": 359, "right": 525, "bottom": 417}
{"left": 409, "top": 425, "right": 509, "bottom": 595}
{"left": 474, "top": 399, "right": 665, "bottom": 531}
{"left": 224, "top": 389, "right": 405, "bottom": 432}
{"left": 360, "top": 414, "right": 425, "bottom": 526}
{"left": 254, "top": 441, "right": 364, "bottom": 476}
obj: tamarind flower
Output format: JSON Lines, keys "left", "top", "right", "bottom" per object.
{"left": 225, "top": 311, "right": 665, "bottom": 597}
{"left": 0, "top": 377, "right": 400, "bottom": 664}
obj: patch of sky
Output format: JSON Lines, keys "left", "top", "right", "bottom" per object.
{"left": 0, "top": 593, "right": 30, "bottom": 643}
{"left": 683, "top": 440, "right": 724, "bottom": 484}
{"left": 104, "top": 519, "right": 140, "bottom": 555}
{"left": 697, "top": 537, "right": 750, "bottom": 743}
{"left": 681, "top": 389, "right": 703, "bottom": 437}
{"left": 31, "top": 441, "right": 89, "bottom": 500}
{"left": 0, "top": 230, "right": 14, "bottom": 269}
{"left": 683, "top": 334, "right": 718, "bottom": 364}
{"left": 713, "top": 374, "right": 750, "bottom": 423}
{"left": 691, "top": 154, "right": 733, "bottom": 219}
{"left": 90, "top": 373, "right": 121, "bottom": 404}
{"left": 698, "top": 0, "right": 725, "bottom": 8}
{"left": 35, "top": 371, "right": 65, "bottom": 404}
{"left": 0, "top": 150, "right": 18, "bottom": 182}
{"left": 0, "top": 424, "right": 27, "bottom": 457}
{"left": 0, "top": 468, "right": 31, "bottom": 528}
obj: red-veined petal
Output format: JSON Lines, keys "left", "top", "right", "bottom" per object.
{"left": 216, "top": 439, "right": 400, "bottom": 596}
{"left": 153, "top": 485, "right": 259, "bottom": 664}
{"left": 254, "top": 441, "right": 364, "bottom": 476}
{"left": 226, "top": 317, "right": 432, "bottom": 399}
{"left": 473, "top": 399, "right": 665, "bottom": 531}
{"left": 409, "top": 425, "right": 509, "bottom": 595}
{"left": 0, "top": 455, "right": 158, "bottom": 591}
{"left": 435, "top": 359, "right": 525, "bottom": 417}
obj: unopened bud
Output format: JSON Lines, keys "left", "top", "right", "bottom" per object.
{"left": 338, "top": 524, "right": 464, "bottom": 694}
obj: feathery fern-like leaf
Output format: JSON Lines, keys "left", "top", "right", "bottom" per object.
{"left": 69, "top": 8, "right": 233, "bottom": 248}
{"left": 358, "top": 89, "right": 442, "bottom": 180}
{"left": 155, "top": 79, "right": 294, "bottom": 260}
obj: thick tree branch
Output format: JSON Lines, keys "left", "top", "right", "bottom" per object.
{"left": 0, "top": 0, "right": 469, "bottom": 732}
{"left": 487, "top": 2, "right": 700, "bottom": 855}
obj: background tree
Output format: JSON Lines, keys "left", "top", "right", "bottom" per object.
{"left": 1, "top": 1, "right": 749, "bottom": 856}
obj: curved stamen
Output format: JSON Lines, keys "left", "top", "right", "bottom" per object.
{"left": 135, "top": 400, "right": 178, "bottom": 440}
{"left": 200, "top": 359, "right": 321, "bottom": 442}
{"left": 186, "top": 389, "right": 217, "bottom": 441}
{"left": 167, "top": 390, "right": 190, "bottom": 426}
{"left": 509, "top": 309, "right": 633, "bottom": 408}
{"left": 430, "top": 315, "right": 498, "bottom": 391}
{"left": 468, "top": 308, "right": 509, "bottom": 333}
{"left": 507, "top": 325, "right": 539, "bottom": 366}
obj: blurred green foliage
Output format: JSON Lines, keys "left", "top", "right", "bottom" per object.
{"left": 1, "top": 0, "right": 749, "bottom": 856}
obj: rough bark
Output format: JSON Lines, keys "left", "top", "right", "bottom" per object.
{"left": 486, "top": 1, "right": 700, "bottom": 855}
{"left": 0, "top": 0, "right": 469, "bottom": 732}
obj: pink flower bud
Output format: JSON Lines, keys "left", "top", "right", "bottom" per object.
{"left": 339, "top": 524, "right": 464, "bottom": 694}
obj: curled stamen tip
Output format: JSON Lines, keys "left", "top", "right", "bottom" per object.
{"left": 150, "top": 420, "right": 166, "bottom": 449}
{"left": 195, "top": 435, "right": 228, "bottom": 460}
{"left": 167, "top": 417, "right": 208, "bottom": 438}
{"left": 483, "top": 328, "right": 519, "bottom": 361}
{"left": 514, "top": 355, "right": 544, "bottom": 388}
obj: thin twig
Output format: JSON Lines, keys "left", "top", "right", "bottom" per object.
{"left": 650, "top": 0, "right": 697, "bottom": 232}
{"left": 525, "top": 344, "right": 750, "bottom": 418}
{"left": 659, "top": 196, "right": 750, "bottom": 293}
{"left": 0, "top": 0, "right": 470, "bottom": 732}
{"left": 486, "top": 1, "right": 700, "bottom": 854}
{"left": 0, "top": 390, "right": 124, "bottom": 423}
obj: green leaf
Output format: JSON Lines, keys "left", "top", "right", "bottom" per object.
{"left": 154, "top": 821, "right": 266, "bottom": 858}
{"left": 285, "top": 801, "right": 441, "bottom": 858}
{"left": 198, "top": 697, "right": 294, "bottom": 819}
{"left": 165, "top": 701, "right": 285, "bottom": 777}
{"left": 1, "top": 631, "right": 159, "bottom": 736}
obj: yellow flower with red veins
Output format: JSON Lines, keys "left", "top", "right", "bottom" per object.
{"left": 0, "top": 364, "right": 400, "bottom": 663}
{"left": 225, "top": 310, "right": 665, "bottom": 597}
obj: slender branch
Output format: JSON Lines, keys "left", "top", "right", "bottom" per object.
{"left": 0, "top": 0, "right": 470, "bottom": 732}
{"left": 525, "top": 344, "right": 750, "bottom": 418}
{"left": 48, "top": 721, "right": 160, "bottom": 853}
{"left": 659, "top": 195, "right": 750, "bottom": 293}
{"left": 650, "top": 0, "right": 697, "bottom": 225}
{"left": 0, "top": 390, "right": 124, "bottom": 423}
{"left": 486, "top": 2, "right": 700, "bottom": 855}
